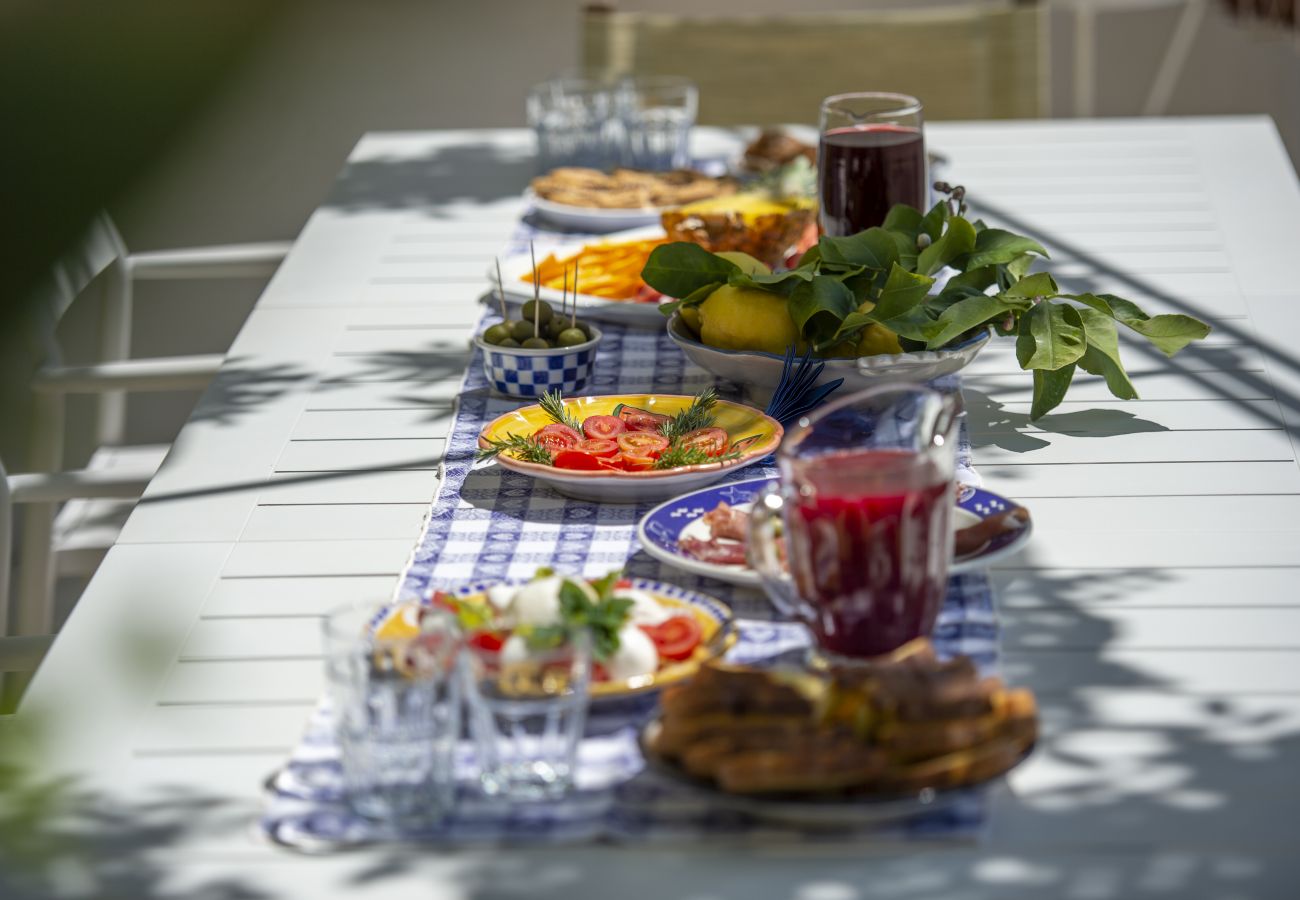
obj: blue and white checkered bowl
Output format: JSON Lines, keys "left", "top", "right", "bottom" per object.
{"left": 474, "top": 325, "right": 602, "bottom": 398}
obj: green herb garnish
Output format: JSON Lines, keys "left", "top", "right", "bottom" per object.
{"left": 642, "top": 183, "right": 1211, "bottom": 419}
{"left": 653, "top": 443, "right": 741, "bottom": 470}
{"left": 476, "top": 433, "right": 554, "bottom": 465}
{"left": 659, "top": 386, "right": 719, "bottom": 440}
{"left": 539, "top": 389, "right": 583, "bottom": 433}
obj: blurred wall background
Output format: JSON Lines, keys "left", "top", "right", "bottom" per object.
{"left": 21, "top": 0, "right": 1300, "bottom": 467}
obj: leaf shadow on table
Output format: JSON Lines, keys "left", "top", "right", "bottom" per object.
{"left": 322, "top": 142, "right": 534, "bottom": 216}
{"left": 185, "top": 357, "right": 312, "bottom": 426}
{"left": 960, "top": 387, "right": 1170, "bottom": 455}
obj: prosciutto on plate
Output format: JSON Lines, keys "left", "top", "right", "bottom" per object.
{"left": 679, "top": 502, "right": 751, "bottom": 565}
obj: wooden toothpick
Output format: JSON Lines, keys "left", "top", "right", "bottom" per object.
{"left": 494, "top": 259, "right": 509, "bottom": 320}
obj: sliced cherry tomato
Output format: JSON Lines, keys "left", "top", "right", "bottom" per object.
{"left": 553, "top": 449, "right": 604, "bottom": 470}
{"left": 592, "top": 662, "right": 610, "bottom": 682}
{"left": 467, "top": 631, "right": 505, "bottom": 653}
{"left": 582, "top": 415, "right": 627, "bottom": 441}
{"left": 617, "top": 431, "right": 669, "bottom": 458}
{"left": 619, "top": 453, "right": 655, "bottom": 471}
{"left": 618, "top": 406, "right": 670, "bottom": 433}
{"left": 597, "top": 454, "right": 630, "bottom": 471}
{"left": 642, "top": 615, "right": 702, "bottom": 661}
{"left": 681, "top": 426, "right": 729, "bottom": 457}
{"left": 576, "top": 438, "right": 619, "bottom": 458}
{"left": 429, "top": 590, "right": 457, "bottom": 612}
{"left": 535, "top": 423, "right": 581, "bottom": 452}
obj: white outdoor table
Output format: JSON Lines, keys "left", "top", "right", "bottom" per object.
{"left": 8, "top": 118, "right": 1300, "bottom": 899}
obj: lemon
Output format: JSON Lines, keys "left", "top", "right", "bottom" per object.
{"left": 857, "top": 323, "right": 904, "bottom": 356}
{"left": 698, "top": 284, "right": 802, "bottom": 355}
{"left": 679, "top": 305, "right": 703, "bottom": 335}
{"left": 714, "top": 251, "right": 771, "bottom": 276}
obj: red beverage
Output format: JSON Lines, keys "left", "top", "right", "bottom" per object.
{"left": 819, "top": 125, "right": 927, "bottom": 236}
{"left": 786, "top": 448, "right": 953, "bottom": 658}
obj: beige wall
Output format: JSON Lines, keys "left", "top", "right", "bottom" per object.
{"left": 58, "top": 0, "right": 1300, "bottom": 457}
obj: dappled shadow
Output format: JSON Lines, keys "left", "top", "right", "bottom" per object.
{"left": 322, "top": 142, "right": 534, "bottom": 216}
{"left": 962, "top": 387, "right": 1170, "bottom": 454}
{"left": 187, "top": 357, "right": 311, "bottom": 427}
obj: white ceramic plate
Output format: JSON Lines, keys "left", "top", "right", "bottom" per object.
{"left": 638, "top": 477, "right": 1033, "bottom": 586}
{"left": 495, "top": 226, "right": 668, "bottom": 327}
{"left": 526, "top": 189, "right": 665, "bottom": 233}
{"left": 667, "top": 313, "right": 992, "bottom": 404}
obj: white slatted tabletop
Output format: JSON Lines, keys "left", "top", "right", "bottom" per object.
{"left": 10, "top": 119, "right": 1300, "bottom": 899}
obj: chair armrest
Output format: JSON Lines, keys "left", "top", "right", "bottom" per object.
{"left": 0, "top": 635, "right": 54, "bottom": 673}
{"left": 128, "top": 241, "right": 291, "bottom": 280}
{"left": 7, "top": 469, "right": 152, "bottom": 503}
{"left": 32, "top": 355, "right": 223, "bottom": 393}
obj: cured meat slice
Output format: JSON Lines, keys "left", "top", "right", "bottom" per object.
{"left": 700, "top": 502, "right": 750, "bottom": 543}
{"left": 679, "top": 536, "right": 748, "bottom": 566}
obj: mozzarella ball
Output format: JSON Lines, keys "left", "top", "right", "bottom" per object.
{"left": 486, "top": 584, "right": 516, "bottom": 612}
{"left": 499, "top": 633, "right": 529, "bottom": 666}
{"left": 510, "top": 576, "right": 563, "bottom": 626}
{"left": 620, "top": 588, "right": 673, "bottom": 626}
{"left": 603, "top": 624, "right": 660, "bottom": 681}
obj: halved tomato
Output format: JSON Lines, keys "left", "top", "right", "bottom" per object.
{"left": 535, "top": 423, "right": 581, "bottom": 452}
{"left": 466, "top": 631, "right": 505, "bottom": 653}
{"left": 552, "top": 449, "right": 604, "bottom": 470}
{"left": 576, "top": 438, "right": 619, "bottom": 458}
{"left": 619, "top": 453, "right": 655, "bottom": 471}
{"left": 681, "top": 426, "right": 730, "bottom": 457}
{"left": 617, "top": 405, "right": 671, "bottom": 433}
{"left": 617, "top": 431, "right": 669, "bottom": 458}
{"left": 582, "top": 415, "right": 627, "bottom": 441}
{"left": 642, "top": 615, "right": 702, "bottom": 661}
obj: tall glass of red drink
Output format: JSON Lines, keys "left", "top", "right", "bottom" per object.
{"left": 818, "top": 92, "right": 926, "bottom": 236}
{"left": 748, "top": 385, "right": 959, "bottom": 661}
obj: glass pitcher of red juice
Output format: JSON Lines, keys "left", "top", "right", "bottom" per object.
{"left": 748, "top": 385, "right": 959, "bottom": 661}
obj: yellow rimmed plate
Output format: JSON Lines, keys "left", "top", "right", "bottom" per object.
{"left": 477, "top": 393, "right": 783, "bottom": 502}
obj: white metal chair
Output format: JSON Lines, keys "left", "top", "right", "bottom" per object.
{"left": 0, "top": 213, "right": 289, "bottom": 643}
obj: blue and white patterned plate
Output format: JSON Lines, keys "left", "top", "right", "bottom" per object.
{"left": 637, "top": 477, "right": 1033, "bottom": 587}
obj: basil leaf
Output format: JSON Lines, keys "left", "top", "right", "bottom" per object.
{"left": 789, "top": 275, "right": 857, "bottom": 342}
{"left": 923, "top": 291, "right": 1014, "bottom": 348}
{"left": 642, "top": 242, "right": 741, "bottom": 299}
{"left": 1030, "top": 363, "right": 1076, "bottom": 420}
{"left": 1003, "top": 271, "right": 1060, "bottom": 300}
{"left": 917, "top": 216, "right": 977, "bottom": 275}
{"left": 1071, "top": 292, "right": 1211, "bottom": 356}
{"left": 961, "top": 229, "right": 1049, "bottom": 271}
{"left": 817, "top": 228, "right": 899, "bottom": 271}
{"left": 1075, "top": 308, "right": 1138, "bottom": 401}
{"left": 872, "top": 263, "right": 935, "bottom": 321}
{"left": 1016, "top": 301, "right": 1087, "bottom": 370}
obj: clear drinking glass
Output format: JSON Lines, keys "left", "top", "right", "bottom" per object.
{"left": 749, "top": 385, "right": 960, "bottom": 661}
{"left": 463, "top": 629, "right": 592, "bottom": 801}
{"left": 322, "top": 603, "right": 461, "bottom": 824}
{"left": 818, "top": 92, "right": 926, "bottom": 236}
{"left": 527, "top": 77, "right": 622, "bottom": 172}
{"left": 617, "top": 75, "right": 697, "bottom": 171}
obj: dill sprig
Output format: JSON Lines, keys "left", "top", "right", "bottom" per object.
{"left": 652, "top": 443, "right": 741, "bottom": 470}
{"left": 659, "top": 387, "right": 719, "bottom": 441}
{"left": 476, "top": 433, "right": 554, "bottom": 465}
{"left": 538, "top": 389, "right": 583, "bottom": 433}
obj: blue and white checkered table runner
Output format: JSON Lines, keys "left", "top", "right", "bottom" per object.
{"left": 258, "top": 212, "right": 1001, "bottom": 851}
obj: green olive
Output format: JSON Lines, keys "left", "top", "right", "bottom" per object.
{"left": 521, "top": 299, "right": 554, "bottom": 325}
{"left": 556, "top": 328, "right": 589, "bottom": 347}
{"left": 482, "top": 323, "right": 511, "bottom": 345}
{"left": 547, "top": 317, "right": 569, "bottom": 339}
{"left": 497, "top": 337, "right": 521, "bottom": 348}
{"left": 521, "top": 337, "right": 552, "bottom": 349}
{"left": 509, "top": 319, "right": 536, "bottom": 342}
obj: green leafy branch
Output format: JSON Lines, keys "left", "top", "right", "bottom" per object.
{"left": 476, "top": 433, "right": 553, "bottom": 465}
{"left": 641, "top": 186, "right": 1211, "bottom": 419}
{"left": 522, "top": 576, "right": 634, "bottom": 661}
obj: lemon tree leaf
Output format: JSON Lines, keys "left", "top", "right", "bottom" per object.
{"left": 1075, "top": 307, "right": 1138, "bottom": 401}
{"left": 642, "top": 242, "right": 740, "bottom": 299}
{"left": 960, "top": 229, "right": 1048, "bottom": 271}
{"left": 1003, "top": 271, "right": 1060, "bottom": 300}
{"left": 817, "top": 228, "right": 899, "bottom": 271}
{"left": 923, "top": 292, "right": 1017, "bottom": 348}
{"left": 788, "top": 275, "right": 856, "bottom": 342}
{"left": 917, "top": 216, "right": 977, "bottom": 275}
{"left": 1030, "top": 363, "right": 1076, "bottom": 420}
{"left": 883, "top": 204, "right": 924, "bottom": 236}
{"left": 1071, "top": 292, "right": 1211, "bottom": 356}
{"left": 872, "top": 263, "right": 935, "bottom": 321}
{"left": 1016, "top": 301, "right": 1087, "bottom": 370}
{"left": 919, "top": 201, "right": 950, "bottom": 241}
